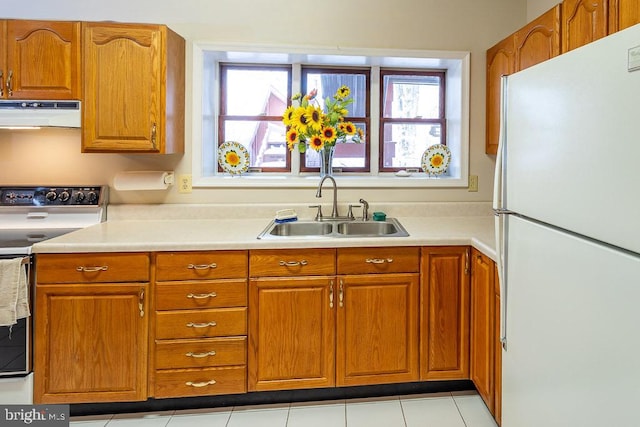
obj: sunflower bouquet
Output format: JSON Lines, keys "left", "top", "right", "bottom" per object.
{"left": 283, "top": 85, "right": 364, "bottom": 153}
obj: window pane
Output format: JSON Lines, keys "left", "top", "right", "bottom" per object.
{"left": 224, "top": 120, "right": 287, "bottom": 168}
{"left": 303, "top": 123, "right": 368, "bottom": 170}
{"left": 382, "top": 74, "right": 441, "bottom": 119}
{"left": 303, "top": 72, "right": 367, "bottom": 118}
{"left": 224, "top": 68, "right": 289, "bottom": 116}
{"left": 381, "top": 123, "right": 442, "bottom": 168}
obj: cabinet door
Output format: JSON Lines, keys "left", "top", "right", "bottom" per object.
{"left": 562, "top": 0, "right": 608, "bottom": 53}
{"left": 82, "top": 23, "right": 161, "bottom": 152}
{"left": 5, "top": 20, "right": 80, "bottom": 99}
{"left": 609, "top": 0, "right": 640, "bottom": 32}
{"left": 494, "top": 263, "right": 502, "bottom": 425}
{"left": 485, "top": 36, "right": 514, "bottom": 155}
{"left": 470, "top": 249, "right": 495, "bottom": 413}
{"left": 515, "top": 5, "right": 561, "bottom": 72}
{"left": 420, "top": 246, "right": 470, "bottom": 380}
{"left": 337, "top": 273, "right": 419, "bottom": 386}
{"left": 248, "top": 277, "right": 335, "bottom": 391}
{"left": 34, "top": 283, "right": 148, "bottom": 403}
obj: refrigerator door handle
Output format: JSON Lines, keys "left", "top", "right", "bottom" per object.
{"left": 495, "top": 211, "right": 508, "bottom": 350}
{"left": 492, "top": 76, "right": 508, "bottom": 212}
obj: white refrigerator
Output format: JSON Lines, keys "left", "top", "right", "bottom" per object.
{"left": 493, "top": 24, "right": 640, "bottom": 427}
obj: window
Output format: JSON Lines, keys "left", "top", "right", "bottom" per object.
{"left": 194, "top": 45, "right": 469, "bottom": 188}
{"left": 380, "top": 71, "right": 446, "bottom": 172}
{"left": 300, "top": 68, "right": 370, "bottom": 173}
{"left": 219, "top": 64, "right": 291, "bottom": 172}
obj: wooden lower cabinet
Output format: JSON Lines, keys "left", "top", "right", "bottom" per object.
{"left": 420, "top": 246, "right": 470, "bottom": 380}
{"left": 248, "top": 276, "right": 336, "bottom": 391}
{"left": 34, "top": 253, "right": 150, "bottom": 404}
{"left": 470, "top": 248, "right": 496, "bottom": 414}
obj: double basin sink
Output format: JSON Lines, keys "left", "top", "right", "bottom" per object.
{"left": 257, "top": 217, "right": 409, "bottom": 239}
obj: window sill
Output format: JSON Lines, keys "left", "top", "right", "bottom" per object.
{"left": 195, "top": 174, "right": 467, "bottom": 189}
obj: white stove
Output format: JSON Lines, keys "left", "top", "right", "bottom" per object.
{"left": 0, "top": 185, "right": 107, "bottom": 403}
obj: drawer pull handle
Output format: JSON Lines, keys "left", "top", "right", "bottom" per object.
{"left": 188, "top": 263, "right": 217, "bottom": 270}
{"left": 76, "top": 266, "right": 108, "bottom": 272}
{"left": 186, "top": 321, "right": 217, "bottom": 328}
{"left": 185, "top": 380, "right": 217, "bottom": 388}
{"left": 187, "top": 292, "right": 217, "bottom": 299}
{"left": 185, "top": 350, "right": 217, "bottom": 358}
{"left": 365, "top": 258, "right": 393, "bottom": 264}
{"left": 279, "top": 260, "right": 308, "bottom": 267}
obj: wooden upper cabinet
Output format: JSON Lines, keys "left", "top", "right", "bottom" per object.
{"left": 514, "top": 5, "right": 561, "bottom": 72}
{"left": 562, "top": 0, "right": 609, "bottom": 53}
{"left": 609, "top": 0, "right": 640, "bottom": 33}
{"left": 0, "top": 20, "right": 80, "bottom": 100}
{"left": 82, "top": 22, "right": 185, "bottom": 153}
{"left": 485, "top": 36, "right": 514, "bottom": 155}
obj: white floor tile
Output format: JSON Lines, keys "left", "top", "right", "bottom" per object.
{"left": 227, "top": 404, "right": 290, "bottom": 427}
{"left": 400, "top": 392, "right": 466, "bottom": 427}
{"left": 167, "top": 407, "right": 232, "bottom": 427}
{"left": 346, "top": 397, "right": 405, "bottom": 427}
{"left": 70, "top": 414, "right": 113, "bottom": 427}
{"left": 452, "top": 391, "right": 498, "bottom": 427}
{"left": 108, "top": 411, "right": 174, "bottom": 427}
{"left": 287, "top": 400, "right": 345, "bottom": 427}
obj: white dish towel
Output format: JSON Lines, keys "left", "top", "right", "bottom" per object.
{"left": 0, "top": 258, "right": 30, "bottom": 327}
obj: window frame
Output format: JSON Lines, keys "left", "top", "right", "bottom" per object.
{"left": 192, "top": 43, "right": 470, "bottom": 189}
{"left": 379, "top": 69, "right": 447, "bottom": 173}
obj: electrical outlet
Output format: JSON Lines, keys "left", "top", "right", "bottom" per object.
{"left": 178, "top": 174, "right": 192, "bottom": 193}
{"left": 468, "top": 175, "right": 478, "bottom": 192}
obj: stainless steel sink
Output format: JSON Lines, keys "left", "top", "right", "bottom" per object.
{"left": 257, "top": 218, "right": 409, "bottom": 239}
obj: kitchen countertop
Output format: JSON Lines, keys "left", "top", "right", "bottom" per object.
{"left": 32, "top": 215, "right": 497, "bottom": 261}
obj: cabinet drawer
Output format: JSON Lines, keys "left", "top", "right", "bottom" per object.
{"left": 155, "top": 337, "right": 246, "bottom": 369}
{"left": 250, "top": 249, "right": 335, "bottom": 277}
{"left": 156, "top": 279, "right": 247, "bottom": 310}
{"left": 337, "top": 247, "right": 420, "bottom": 274}
{"left": 155, "top": 308, "right": 247, "bottom": 339}
{"left": 37, "top": 253, "right": 149, "bottom": 283}
{"left": 156, "top": 251, "right": 247, "bottom": 281}
{"left": 154, "top": 366, "right": 246, "bottom": 398}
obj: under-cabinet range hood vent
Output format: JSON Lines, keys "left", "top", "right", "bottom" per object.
{"left": 0, "top": 100, "right": 81, "bottom": 129}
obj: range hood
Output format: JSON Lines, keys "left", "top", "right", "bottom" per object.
{"left": 0, "top": 100, "right": 81, "bottom": 128}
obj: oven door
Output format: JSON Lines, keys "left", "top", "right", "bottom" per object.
{"left": 0, "top": 254, "right": 32, "bottom": 377}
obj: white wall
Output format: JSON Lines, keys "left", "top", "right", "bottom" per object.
{"left": 1, "top": 0, "right": 527, "bottom": 205}
{"left": 527, "top": 0, "right": 560, "bottom": 21}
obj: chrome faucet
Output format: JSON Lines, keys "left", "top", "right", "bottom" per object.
{"left": 316, "top": 175, "right": 339, "bottom": 218}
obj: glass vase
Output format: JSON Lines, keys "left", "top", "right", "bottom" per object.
{"left": 319, "top": 144, "right": 336, "bottom": 177}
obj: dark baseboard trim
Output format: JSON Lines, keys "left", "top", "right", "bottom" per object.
{"left": 71, "top": 380, "right": 475, "bottom": 416}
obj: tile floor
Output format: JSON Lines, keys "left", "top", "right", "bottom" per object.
{"left": 70, "top": 391, "right": 498, "bottom": 427}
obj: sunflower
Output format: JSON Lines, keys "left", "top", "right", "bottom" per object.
{"left": 335, "top": 85, "right": 350, "bottom": 100}
{"left": 305, "top": 105, "right": 323, "bottom": 132}
{"left": 291, "top": 107, "right": 309, "bottom": 133}
{"left": 283, "top": 106, "right": 296, "bottom": 126}
{"left": 308, "top": 135, "right": 324, "bottom": 151}
{"left": 339, "top": 122, "right": 356, "bottom": 135}
{"left": 320, "top": 126, "right": 337, "bottom": 144}
{"left": 286, "top": 129, "right": 299, "bottom": 151}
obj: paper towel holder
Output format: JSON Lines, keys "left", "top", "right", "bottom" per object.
{"left": 113, "top": 171, "right": 175, "bottom": 191}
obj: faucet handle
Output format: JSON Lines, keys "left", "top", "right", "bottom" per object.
{"left": 309, "top": 204, "right": 323, "bottom": 221}
{"left": 347, "top": 204, "right": 362, "bottom": 220}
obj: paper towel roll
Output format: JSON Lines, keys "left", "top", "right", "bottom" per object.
{"left": 113, "top": 171, "right": 174, "bottom": 191}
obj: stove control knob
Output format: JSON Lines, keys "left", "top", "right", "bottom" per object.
{"left": 59, "top": 191, "right": 70, "bottom": 202}
{"left": 45, "top": 191, "right": 57, "bottom": 202}
{"left": 75, "top": 192, "right": 85, "bottom": 203}
{"left": 87, "top": 191, "right": 98, "bottom": 203}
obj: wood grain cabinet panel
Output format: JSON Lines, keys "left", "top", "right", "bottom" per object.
{"left": 81, "top": 22, "right": 184, "bottom": 153}
{"left": 420, "top": 246, "right": 470, "bottom": 380}
{"left": 34, "top": 253, "right": 150, "bottom": 404}
{"left": 1, "top": 20, "right": 80, "bottom": 100}
{"left": 154, "top": 366, "right": 246, "bottom": 398}
{"left": 155, "top": 337, "right": 247, "bottom": 369}
{"left": 562, "top": 0, "right": 609, "bottom": 53}
{"left": 37, "top": 252, "right": 150, "bottom": 283}
{"left": 470, "top": 248, "right": 495, "bottom": 414}
{"left": 156, "top": 251, "right": 248, "bottom": 281}
{"left": 514, "top": 5, "right": 561, "bottom": 72}
{"left": 609, "top": 0, "right": 640, "bottom": 32}
{"left": 155, "top": 279, "right": 247, "bottom": 310}
{"left": 336, "top": 247, "right": 419, "bottom": 275}
{"left": 155, "top": 307, "right": 247, "bottom": 339}
{"left": 249, "top": 248, "right": 336, "bottom": 277}
{"left": 485, "top": 36, "right": 514, "bottom": 155}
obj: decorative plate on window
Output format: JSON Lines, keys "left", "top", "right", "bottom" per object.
{"left": 218, "top": 141, "right": 250, "bottom": 175}
{"left": 421, "top": 144, "right": 451, "bottom": 175}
